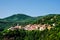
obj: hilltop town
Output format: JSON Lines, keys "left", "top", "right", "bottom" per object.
{"left": 8, "top": 23, "right": 55, "bottom": 31}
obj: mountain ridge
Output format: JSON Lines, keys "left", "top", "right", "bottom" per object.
{"left": 0, "top": 14, "right": 35, "bottom": 22}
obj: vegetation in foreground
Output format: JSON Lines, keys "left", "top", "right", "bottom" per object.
{"left": 0, "top": 27, "right": 60, "bottom": 40}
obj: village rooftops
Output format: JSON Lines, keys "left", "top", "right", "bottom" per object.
{"left": 8, "top": 24, "right": 53, "bottom": 31}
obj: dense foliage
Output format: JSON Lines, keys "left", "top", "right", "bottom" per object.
{"left": 0, "top": 27, "right": 60, "bottom": 40}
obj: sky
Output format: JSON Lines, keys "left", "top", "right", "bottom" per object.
{"left": 0, "top": 0, "right": 60, "bottom": 18}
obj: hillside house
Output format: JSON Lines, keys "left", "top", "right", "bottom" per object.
{"left": 24, "top": 24, "right": 31, "bottom": 30}
{"left": 47, "top": 25, "right": 52, "bottom": 30}
{"left": 8, "top": 24, "right": 22, "bottom": 31}
{"left": 39, "top": 24, "right": 47, "bottom": 31}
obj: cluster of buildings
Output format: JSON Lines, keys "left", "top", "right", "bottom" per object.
{"left": 23, "top": 24, "right": 52, "bottom": 31}
{"left": 8, "top": 23, "right": 54, "bottom": 31}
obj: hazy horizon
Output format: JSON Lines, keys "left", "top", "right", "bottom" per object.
{"left": 0, "top": 0, "right": 60, "bottom": 18}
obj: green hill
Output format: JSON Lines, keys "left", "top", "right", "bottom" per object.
{"left": 33, "top": 14, "right": 60, "bottom": 24}
{"left": 3, "top": 14, "right": 35, "bottom": 22}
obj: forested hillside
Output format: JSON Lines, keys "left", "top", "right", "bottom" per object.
{"left": 0, "top": 14, "right": 60, "bottom": 40}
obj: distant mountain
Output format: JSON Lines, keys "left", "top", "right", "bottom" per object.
{"left": 3, "top": 14, "right": 35, "bottom": 22}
